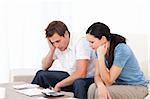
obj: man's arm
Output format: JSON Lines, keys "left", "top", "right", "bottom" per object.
{"left": 42, "top": 50, "right": 55, "bottom": 70}
{"left": 42, "top": 39, "right": 56, "bottom": 70}
{"left": 54, "top": 59, "right": 89, "bottom": 91}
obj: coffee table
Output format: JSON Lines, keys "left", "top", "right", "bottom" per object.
{"left": 0, "top": 82, "right": 75, "bottom": 99}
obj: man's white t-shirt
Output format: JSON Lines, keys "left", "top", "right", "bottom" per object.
{"left": 50, "top": 37, "right": 96, "bottom": 78}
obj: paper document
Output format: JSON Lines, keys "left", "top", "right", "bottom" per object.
{"left": 13, "top": 84, "right": 63, "bottom": 97}
{"left": 13, "top": 84, "right": 39, "bottom": 90}
{"left": 15, "top": 86, "right": 56, "bottom": 97}
{"left": 16, "top": 88, "right": 42, "bottom": 96}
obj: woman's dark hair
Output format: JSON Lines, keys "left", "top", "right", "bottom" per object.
{"left": 45, "top": 21, "right": 70, "bottom": 37}
{"left": 86, "top": 22, "right": 126, "bottom": 69}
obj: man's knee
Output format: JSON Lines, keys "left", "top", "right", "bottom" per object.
{"left": 73, "top": 78, "right": 86, "bottom": 88}
{"left": 32, "top": 70, "right": 46, "bottom": 84}
{"left": 35, "top": 70, "right": 47, "bottom": 77}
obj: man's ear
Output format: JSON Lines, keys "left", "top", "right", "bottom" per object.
{"left": 64, "top": 31, "right": 69, "bottom": 37}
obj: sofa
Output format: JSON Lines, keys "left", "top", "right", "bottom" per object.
{"left": 10, "top": 60, "right": 149, "bottom": 98}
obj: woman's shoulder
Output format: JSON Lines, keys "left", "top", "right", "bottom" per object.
{"left": 115, "top": 43, "right": 132, "bottom": 53}
{"left": 115, "top": 43, "right": 129, "bottom": 49}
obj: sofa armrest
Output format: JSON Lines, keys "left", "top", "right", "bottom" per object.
{"left": 10, "top": 68, "right": 39, "bottom": 83}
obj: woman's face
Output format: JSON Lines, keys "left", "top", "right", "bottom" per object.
{"left": 86, "top": 34, "right": 106, "bottom": 50}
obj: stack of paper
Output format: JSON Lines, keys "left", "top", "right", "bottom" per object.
{"left": 13, "top": 83, "right": 42, "bottom": 96}
{"left": 16, "top": 88, "right": 43, "bottom": 96}
{"left": 13, "top": 84, "right": 64, "bottom": 97}
{"left": 13, "top": 84, "right": 39, "bottom": 90}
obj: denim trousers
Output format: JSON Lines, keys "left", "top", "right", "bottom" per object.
{"left": 32, "top": 70, "right": 94, "bottom": 99}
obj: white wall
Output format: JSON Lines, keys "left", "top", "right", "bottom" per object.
{"left": 0, "top": 0, "right": 9, "bottom": 83}
{"left": 0, "top": 0, "right": 150, "bottom": 82}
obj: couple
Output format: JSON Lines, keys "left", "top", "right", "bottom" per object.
{"left": 32, "top": 21, "right": 148, "bottom": 99}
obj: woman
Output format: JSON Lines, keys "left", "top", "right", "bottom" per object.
{"left": 86, "top": 22, "right": 148, "bottom": 99}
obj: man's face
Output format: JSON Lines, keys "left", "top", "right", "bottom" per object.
{"left": 48, "top": 32, "right": 69, "bottom": 51}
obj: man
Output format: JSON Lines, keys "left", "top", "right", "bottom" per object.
{"left": 32, "top": 21, "right": 96, "bottom": 99}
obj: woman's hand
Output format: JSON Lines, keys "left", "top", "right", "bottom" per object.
{"left": 96, "top": 42, "right": 109, "bottom": 58}
{"left": 97, "top": 85, "right": 111, "bottom": 99}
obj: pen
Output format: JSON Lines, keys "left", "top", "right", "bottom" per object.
{"left": 48, "top": 84, "right": 54, "bottom": 90}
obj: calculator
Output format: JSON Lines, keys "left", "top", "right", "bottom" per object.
{"left": 42, "top": 91, "right": 64, "bottom": 97}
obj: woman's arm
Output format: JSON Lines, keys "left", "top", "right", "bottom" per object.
{"left": 97, "top": 44, "right": 122, "bottom": 86}
{"left": 95, "top": 60, "right": 104, "bottom": 86}
{"left": 98, "top": 57, "right": 122, "bottom": 86}
{"left": 95, "top": 60, "right": 111, "bottom": 99}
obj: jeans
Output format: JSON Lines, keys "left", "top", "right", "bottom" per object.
{"left": 73, "top": 77, "right": 94, "bottom": 99}
{"left": 32, "top": 70, "right": 94, "bottom": 99}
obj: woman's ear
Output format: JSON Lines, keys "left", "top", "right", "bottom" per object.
{"left": 101, "top": 36, "right": 107, "bottom": 43}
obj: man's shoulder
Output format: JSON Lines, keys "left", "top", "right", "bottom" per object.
{"left": 75, "top": 36, "right": 89, "bottom": 45}
{"left": 69, "top": 36, "right": 88, "bottom": 47}
{"left": 74, "top": 36, "right": 93, "bottom": 52}
{"left": 78, "top": 36, "right": 87, "bottom": 41}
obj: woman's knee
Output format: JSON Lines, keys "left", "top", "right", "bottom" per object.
{"left": 107, "top": 85, "right": 148, "bottom": 99}
{"left": 88, "top": 83, "right": 96, "bottom": 92}
{"left": 88, "top": 83, "right": 97, "bottom": 99}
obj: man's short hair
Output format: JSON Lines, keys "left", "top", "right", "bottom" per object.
{"left": 45, "top": 21, "right": 70, "bottom": 37}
